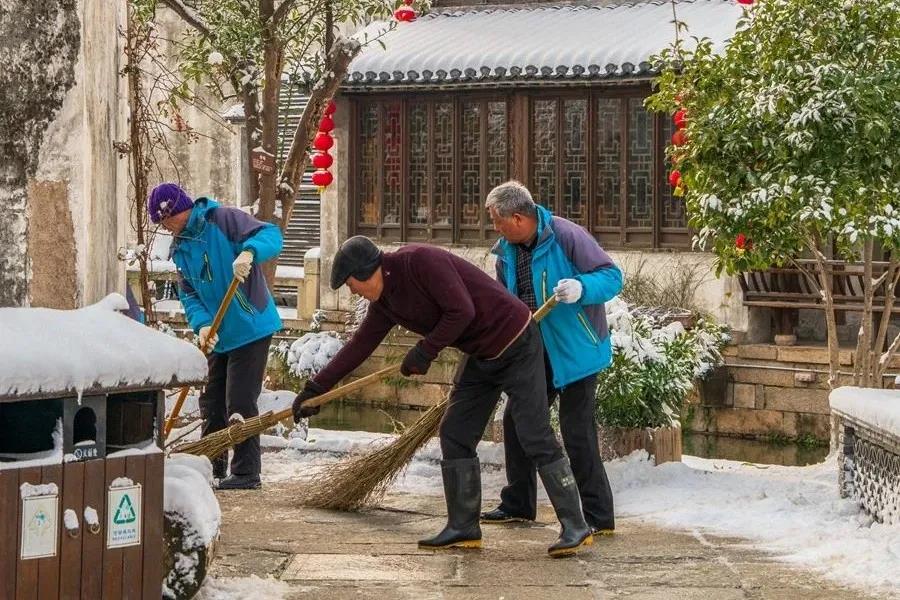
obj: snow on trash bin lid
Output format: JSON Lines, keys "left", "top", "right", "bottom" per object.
{"left": 0, "top": 293, "right": 207, "bottom": 401}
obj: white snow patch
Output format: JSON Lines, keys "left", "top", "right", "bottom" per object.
{"left": 110, "top": 477, "right": 135, "bottom": 489}
{"left": 83, "top": 506, "right": 99, "bottom": 527}
{"left": 830, "top": 386, "right": 900, "bottom": 437}
{"left": 284, "top": 332, "right": 344, "bottom": 377}
{"left": 64, "top": 509, "right": 79, "bottom": 531}
{"left": 167, "top": 453, "right": 215, "bottom": 485}
{"left": 20, "top": 482, "right": 59, "bottom": 499}
{"left": 275, "top": 265, "right": 304, "bottom": 280}
{"left": 194, "top": 575, "right": 292, "bottom": 600}
{"left": 107, "top": 441, "right": 163, "bottom": 459}
{"left": 164, "top": 461, "right": 221, "bottom": 547}
{"left": 0, "top": 294, "right": 207, "bottom": 399}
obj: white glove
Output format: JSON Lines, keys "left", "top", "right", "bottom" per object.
{"left": 198, "top": 326, "right": 219, "bottom": 351}
{"left": 233, "top": 250, "right": 254, "bottom": 282}
{"left": 553, "top": 278, "right": 583, "bottom": 304}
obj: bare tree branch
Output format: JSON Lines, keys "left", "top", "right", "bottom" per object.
{"left": 160, "top": 0, "right": 213, "bottom": 36}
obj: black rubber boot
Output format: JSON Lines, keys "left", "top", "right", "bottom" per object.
{"left": 480, "top": 506, "right": 532, "bottom": 524}
{"left": 216, "top": 474, "right": 261, "bottom": 490}
{"left": 539, "top": 458, "right": 594, "bottom": 558}
{"left": 418, "top": 458, "right": 483, "bottom": 550}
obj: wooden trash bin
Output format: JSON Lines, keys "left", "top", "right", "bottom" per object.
{"left": 0, "top": 295, "right": 207, "bottom": 600}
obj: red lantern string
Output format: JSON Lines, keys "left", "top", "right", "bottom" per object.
{"left": 312, "top": 151, "right": 333, "bottom": 169}
{"left": 313, "top": 132, "right": 334, "bottom": 151}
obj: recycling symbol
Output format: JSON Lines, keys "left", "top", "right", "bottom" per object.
{"left": 113, "top": 494, "right": 137, "bottom": 525}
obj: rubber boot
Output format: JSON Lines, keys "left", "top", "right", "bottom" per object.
{"left": 211, "top": 454, "right": 227, "bottom": 480}
{"left": 418, "top": 457, "right": 483, "bottom": 550}
{"left": 539, "top": 458, "right": 594, "bottom": 558}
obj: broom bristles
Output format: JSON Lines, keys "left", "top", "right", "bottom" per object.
{"left": 296, "top": 398, "right": 448, "bottom": 511}
{"left": 171, "top": 411, "right": 281, "bottom": 458}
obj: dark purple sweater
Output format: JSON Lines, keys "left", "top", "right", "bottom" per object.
{"left": 313, "top": 245, "right": 532, "bottom": 391}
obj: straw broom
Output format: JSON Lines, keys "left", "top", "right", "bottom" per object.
{"left": 296, "top": 296, "right": 558, "bottom": 511}
{"left": 169, "top": 364, "right": 402, "bottom": 458}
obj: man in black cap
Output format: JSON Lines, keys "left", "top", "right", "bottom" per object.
{"left": 292, "top": 236, "right": 593, "bottom": 557}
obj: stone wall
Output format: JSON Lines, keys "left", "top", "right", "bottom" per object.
{"left": 687, "top": 344, "right": 898, "bottom": 443}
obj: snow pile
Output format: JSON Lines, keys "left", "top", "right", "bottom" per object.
{"left": 20, "top": 482, "right": 59, "bottom": 498}
{"left": 164, "top": 455, "right": 221, "bottom": 547}
{"left": 282, "top": 332, "right": 344, "bottom": 378}
{"left": 195, "top": 575, "right": 292, "bottom": 600}
{"left": 830, "top": 386, "right": 900, "bottom": 437}
{"left": 110, "top": 477, "right": 134, "bottom": 489}
{"left": 63, "top": 509, "right": 79, "bottom": 531}
{"left": 0, "top": 294, "right": 207, "bottom": 399}
{"left": 163, "top": 454, "right": 222, "bottom": 600}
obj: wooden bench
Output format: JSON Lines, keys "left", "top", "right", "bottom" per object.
{"left": 739, "top": 259, "right": 899, "bottom": 342}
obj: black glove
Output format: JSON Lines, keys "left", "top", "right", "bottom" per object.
{"left": 400, "top": 345, "right": 434, "bottom": 377}
{"left": 292, "top": 380, "right": 325, "bottom": 423}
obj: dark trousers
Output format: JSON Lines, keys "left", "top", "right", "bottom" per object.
{"left": 499, "top": 358, "right": 615, "bottom": 530}
{"left": 440, "top": 322, "right": 563, "bottom": 470}
{"left": 199, "top": 335, "right": 272, "bottom": 477}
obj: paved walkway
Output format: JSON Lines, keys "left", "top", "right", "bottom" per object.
{"left": 208, "top": 482, "right": 873, "bottom": 599}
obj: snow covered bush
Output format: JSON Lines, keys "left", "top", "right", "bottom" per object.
{"left": 595, "top": 298, "right": 729, "bottom": 429}
{"left": 647, "top": 0, "right": 900, "bottom": 388}
{"left": 163, "top": 454, "right": 221, "bottom": 600}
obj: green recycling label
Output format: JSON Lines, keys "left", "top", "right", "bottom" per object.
{"left": 107, "top": 484, "right": 142, "bottom": 549}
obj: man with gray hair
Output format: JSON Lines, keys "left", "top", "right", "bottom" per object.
{"left": 482, "top": 180, "right": 622, "bottom": 535}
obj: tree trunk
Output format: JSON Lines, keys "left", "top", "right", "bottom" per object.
{"left": 877, "top": 253, "right": 900, "bottom": 382}
{"left": 243, "top": 81, "right": 261, "bottom": 207}
{"left": 276, "top": 36, "right": 361, "bottom": 231}
{"left": 811, "top": 239, "right": 841, "bottom": 388}
{"left": 125, "top": 6, "right": 156, "bottom": 324}
{"left": 857, "top": 240, "right": 874, "bottom": 386}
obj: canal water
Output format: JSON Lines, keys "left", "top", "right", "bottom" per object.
{"left": 314, "top": 400, "right": 830, "bottom": 467}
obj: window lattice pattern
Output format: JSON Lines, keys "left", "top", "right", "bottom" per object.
{"left": 382, "top": 103, "right": 402, "bottom": 225}
{"left": 487, "top": 101, "right": 508, "bottom": 201}
{"left": 461, "top": 102, "right": 482, "bottom": 227}
{"left": 627, "top": 98, "right": 653, "bottom": 228}
{"left": 358, "top": 104, "right": 378, "bottom": 225}
{"left": 660, "top": 116, "right": 686, "bottom": 230}
{"left": 434, "top": 102, "right": 454, "bottom": 227}
{"left": 532, "top": 99, "right": 557, "bottom": 211}
{"left": 408, "top": 102, "right": 428, "bottom": 225}
{"left": 594, "top": 98, "right": 621, "bottom": 228}
{"left": 563, "top": 99, "right": 588, "bottom": 226}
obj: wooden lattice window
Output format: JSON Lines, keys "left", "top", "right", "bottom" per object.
{"left": 351, "top": 95, "right": 508, "bottom": 243}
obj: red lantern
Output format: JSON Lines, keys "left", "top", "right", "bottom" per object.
{"left": 312, "top": 170, "right": 333, "bottom": 187}
{"left": 324, "top": 100, "right": 336, "bottom": 116}
{"left": 394, "top": 6, "right": 416, "bottom": 21}
{"left": 319, "top": 115, "right": 334, "bottom": 133}
{"left": 313, "top": 132, "right": 334, "bottom": 151}
{"left": 737, "top": 0, "right": 753, "bottom": 4}
{"left": 668, "top": 170, "right": 681, "bottom": 188}
{"left": 312, "top": 151, "right": 333, "bottom": 169}
{"left": 671, "top": 129, "right": 687, "bottom": 147}
{"left": 673, "top": 109, "right": 687, "bottom": 129}
{"left": 735, "top": 233, "right": 748, "bottom": 249}
{"left": 402, "top": 0, "right": 414, "bottom": 4}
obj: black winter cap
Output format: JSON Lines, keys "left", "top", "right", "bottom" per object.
{"left": 330, "top": 236, "right": 383, "bottom": 290}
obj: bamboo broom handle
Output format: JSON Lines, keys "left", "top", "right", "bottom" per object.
{"left": 290, "top": 296, "right": 557, "bottom": 418}
{"left": 284, "top": 364, "right": 402, "bottom": 419}
{"left": 164, "top": 276, "right": 242, "bottom": 438}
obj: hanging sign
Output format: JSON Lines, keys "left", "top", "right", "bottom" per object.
{"left": 107, "top": 484, "right": 142, "bottom": 549}
{"left": 21, "top": 492, "right": 59, "bottom": 559}
{"left": 251, "top": 149, "right": 276, "bottom": 175}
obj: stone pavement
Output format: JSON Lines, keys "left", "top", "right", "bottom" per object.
{"left": 208, "top": 482, "right": 875, "bottom": 600}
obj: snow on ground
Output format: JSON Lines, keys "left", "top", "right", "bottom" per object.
{"left": 257, "top": 429, "right": 900, "bottom": 597}
{"left": 0, "top": 293, "right": 207, "bottom": 399}
{"left": 195, "top": 575, "right": 292, "bottom": 600}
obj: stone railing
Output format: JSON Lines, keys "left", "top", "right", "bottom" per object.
{"left": 126, "top": 247, "right": 321, "bottom": 321}
{"left": 830, "top": 387, "right": 900, "bottom": 525}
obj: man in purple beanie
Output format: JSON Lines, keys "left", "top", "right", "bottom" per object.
{"left": 149, "top": 183, "right": 283, "bottom": 490}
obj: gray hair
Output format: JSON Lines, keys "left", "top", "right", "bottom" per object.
{"left": 485, "top": 180, "right": 537, "bottom": 218}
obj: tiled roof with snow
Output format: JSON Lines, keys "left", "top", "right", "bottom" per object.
{"left": 346, "top": 0, "right": 742, "bottom": 88}
{"left": 0, "top": 294, "right": 207, "bottom": 401}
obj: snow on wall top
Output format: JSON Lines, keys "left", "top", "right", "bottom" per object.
{"left": 0, "top": 293, "right": 207, "bottom": 401}
{"left": 346, "top": 0, "right": 742, "bottom": 87}
{"left": 830, "top": 386, "right": 900, "bottom": 438}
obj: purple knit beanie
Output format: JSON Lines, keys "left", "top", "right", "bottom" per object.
{"left": 148, "top": 183, "right": 193, "bottom": 224}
